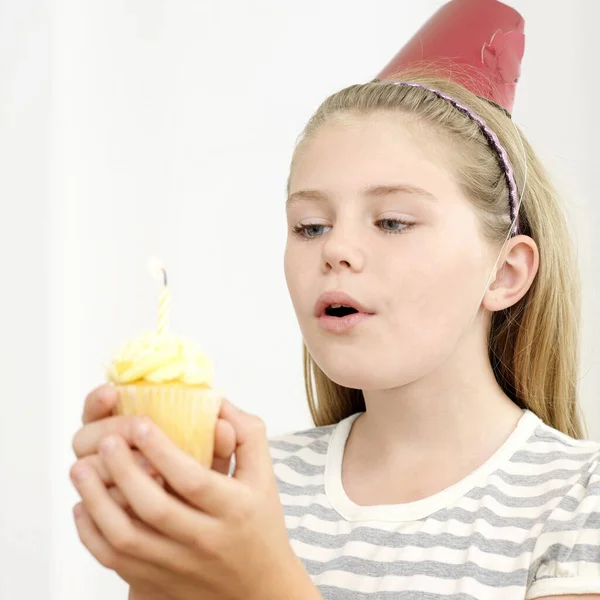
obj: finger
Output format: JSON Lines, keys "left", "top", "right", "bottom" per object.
{"left": 73, "top": 415, "right": 144, "bottom": 458}
{"left": 218, "top": 400, "right": 273, "bottom": 487}
{"left": 70, "top": 460, "right": 191, "bottom": 570}
{"left": 108, "top": 485, "right": 130, "bottom": 510}
{"left": 213, "top": 418, "right": 236, "bottom": 460}
{"left": 130, "top": 419, "right": 241, "bottom": 517}
{"left": 211, "top": 454, "right": 233, "bottom": 476}
{"left": 74, "top": 451, "right": 159, "bottom": 485}
{"left": 72, "top": 503, "right": 172, "bottom": 580}
{"left": 107, "top": 481, "right": 165, "bottom": 521}
{"left": 212, "top": 418, "right": 236, "bottom": 475}
{"left": 73, "top": 502, "right": 135, "bottom": 572}
{"left": 99, "top": 433, "right": 220, "bottom": 544}
{"left": 108, "top": 476, "right": 166, "bottom": 509}
{"left": 82, "top": 384, "right": 118, "bottom": 425}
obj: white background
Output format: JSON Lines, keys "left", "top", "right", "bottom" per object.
{"left": 1, "top": 0, "right": 598, "bottom": 597}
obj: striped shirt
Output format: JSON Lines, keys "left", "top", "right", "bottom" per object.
{"left": 268, "top": 408, "right": 600, "bottom": 599}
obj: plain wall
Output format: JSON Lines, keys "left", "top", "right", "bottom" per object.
{"left": 1, "top": 1, "right": 597, "bottom": 597}
{"left": 0, "top": 0, "right": 52, "bottom": 597}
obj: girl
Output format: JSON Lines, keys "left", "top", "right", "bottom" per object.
{"left": 69, "top": 2, "right": 600, "bottom": 599}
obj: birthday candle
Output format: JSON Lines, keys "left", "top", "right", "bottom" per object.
{"left": 149, "top": 260, "right": 171, "bottom": 335}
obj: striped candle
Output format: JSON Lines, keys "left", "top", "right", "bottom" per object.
{"left": 157, "top": 277, "right": 170, "bottom": 335}
{"left": 149, "top": 260, "right": 171, "bottom": 335}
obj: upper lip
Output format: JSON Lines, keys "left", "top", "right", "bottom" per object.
{"left": 314, "top": 291, "right": 373, "bottom": 317}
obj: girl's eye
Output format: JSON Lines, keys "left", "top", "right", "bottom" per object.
{"left": 292, "top": 223, "right": 331, "bottom": 239}
{"left": 292, "top": 218, "right": 414, "bottom": 239}
{"left": 377, "top": 218, "right": 413, "bottom": 234}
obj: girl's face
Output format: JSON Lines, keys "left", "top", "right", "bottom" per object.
{"left": 284, "top": 113, "right": 498, "bottom": 390}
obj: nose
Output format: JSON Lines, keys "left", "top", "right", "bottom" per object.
{"left": 321, "top": 230, "right": 365, "bottom": 274}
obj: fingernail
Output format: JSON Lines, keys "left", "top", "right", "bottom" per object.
{"left": 135, "top": 419, "right": 151, "bottom": 440}
{"left": 73, "top": 503, "right": 83, "bottom": 518}
{"left": 99, "top": 436, "right": 117, "bottom": 454}
{"left": 71, "top": 466, "right": 90, "bottom": 483}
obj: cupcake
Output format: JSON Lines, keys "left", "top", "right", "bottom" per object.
{"left": 106, "top": 264, "right": 222, "bottom": 467}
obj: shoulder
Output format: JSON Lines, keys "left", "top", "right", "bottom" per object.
{"left": 525, "top": 416, "right": 600, "bottom": 599}
{"left": 523, "top": 415, "right": 600, "bottom": 490}
{"left": 525, "top": 414, "right": 600, "bottom": 518}
{"left": 528, "top": 414, "right": 600, "bottom": 453}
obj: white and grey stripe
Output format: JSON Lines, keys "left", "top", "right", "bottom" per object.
{"left": 269, "top": 409, "right": 600, "bottom": 600}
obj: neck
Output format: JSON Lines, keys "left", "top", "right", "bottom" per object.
{"left": 351, "top": 330, "right": 524, "bottom": 467}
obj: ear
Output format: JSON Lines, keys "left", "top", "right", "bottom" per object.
{"left": 483, "top": 235, "right": 540, "bottom": 312}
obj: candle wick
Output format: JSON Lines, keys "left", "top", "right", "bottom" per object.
{"left": 162, "top": 268, "right": 168, "bottom": 287}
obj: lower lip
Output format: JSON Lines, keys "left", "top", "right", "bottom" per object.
{"left": 318, "top": 312, "right": 373, "bottom": 333}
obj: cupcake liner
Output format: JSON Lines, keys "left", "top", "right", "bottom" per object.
{"left": 114, "top": 384, "right": 222, "bottom": 467}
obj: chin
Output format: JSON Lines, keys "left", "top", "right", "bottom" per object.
{"left": 306, "top": 330, "right": 457, "bottom": 392}
{"left": 307, "top": 343, "right": 416, "bottom": 391}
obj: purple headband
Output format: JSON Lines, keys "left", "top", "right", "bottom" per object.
{"left": 377, "top": 81, "right": 520, "bottom": 236}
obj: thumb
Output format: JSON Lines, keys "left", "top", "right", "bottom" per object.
{"left": 219, "top": 399, "right": 272, "bottom": 486}
{"left": 83, "top": 384, "right": 118, "bottom": 424}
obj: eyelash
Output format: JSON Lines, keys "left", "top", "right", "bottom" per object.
{"left": 292, "top": 218, "right": 415, "bottom": 240}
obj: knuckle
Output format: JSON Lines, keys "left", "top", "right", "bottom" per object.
{"left": 97, "top": 549, "right": 119, "bottom": 570}
{"left": 90, "top": 383, "right": 111, "bottom": 399}
{"left": 174, "top": 555, "right": 201, "bottom": 576}
{"left": 140, "top": 502, "right": 170, "bottom": 528}
{"left": 191, "top": 529, "right": 220, "bottom": 557}
{"left": 75, "top": 521, "right": 119, "bottom": 570}
{"left": 135, "top": 415, "right": 153, "bottom": 428}
{"left": 116, "top": 416, "right": 136, "bottom": 442}
{"left": 84, "top": 385, "right": 115, "bottom": 420}
{"left": 109, "top": 527, "right": 138, "bottom": 554}
{"left": 249, "top": 415, "right": 267, "bottom": 436}
{"left": 95, "top": 387, "right": 113, "bottom": 408}
{"left": 180, "top": 475, "right": 206, "bottom": 500}
{"left": 71, "top": 428, "right": 85, "bottom": 457}
{"left": 126, "top": 415, "right": 152, "bottom": 440}
{"left": 69, "top": 459, "right": 86, "bottom": 481}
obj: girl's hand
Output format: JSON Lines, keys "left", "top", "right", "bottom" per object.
{"left": 70, "top": 397, "right": 318, "bottom": 600}
{"left": 74, "top": 384, "right": 236, "bottom": 476}
{"left": 71, "top": 384, "right": 238, "bottom": 599}
{"left": 72, "top": 385, "right": 236, "bottom": 509}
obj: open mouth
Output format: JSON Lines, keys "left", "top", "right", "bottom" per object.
{"left": 325, "top": 304, "right": 360, "bottom": 318}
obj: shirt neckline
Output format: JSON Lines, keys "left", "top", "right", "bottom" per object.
{"left": 324, "top": 407, "right": 540, "bottom": 522}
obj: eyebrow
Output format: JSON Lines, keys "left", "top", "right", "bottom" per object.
{"left": 285, "top": 184, "right": 438, "bottom": 207}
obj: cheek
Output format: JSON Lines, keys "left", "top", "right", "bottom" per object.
{"left": 283, "top": 246, "right": 296, "bottom": 301}
{"left": 385, "top": 240, "right": 486, "bottom": 338}
{"left": 340, "top": 246, "right": 488, "bottom": 389}
{"left": 284, "top": 242, "right": 314, "bottom": 313}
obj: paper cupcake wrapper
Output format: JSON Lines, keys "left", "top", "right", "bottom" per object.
{"left": 114, "top": 384, "right": 222, "bottom": 467}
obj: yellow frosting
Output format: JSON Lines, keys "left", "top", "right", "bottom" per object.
{"left": 107, "top": 331, "right": 214, "bottom": 386}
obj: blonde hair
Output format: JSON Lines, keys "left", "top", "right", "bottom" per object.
{"left": 287, "top": 71, "right": 587, "bottom": 439}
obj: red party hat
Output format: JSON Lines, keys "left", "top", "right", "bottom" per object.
{"left": 376, "top": 0, "right": 525, "bottom": 113}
